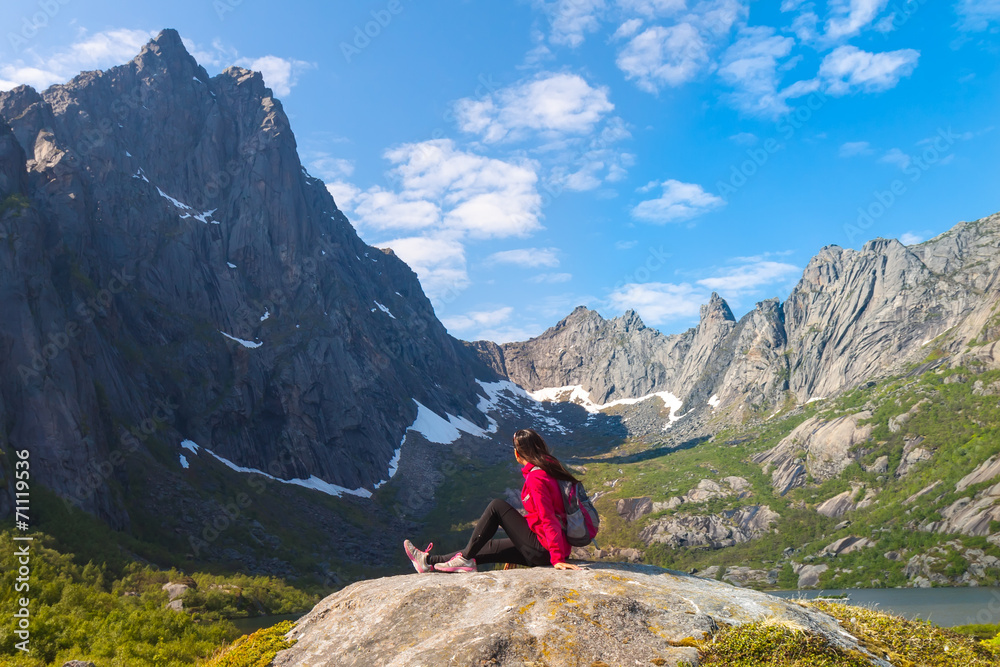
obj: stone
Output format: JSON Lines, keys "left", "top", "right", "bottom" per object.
{"left": 753, "top": 412, "right": 873, "bottom": 494}
{"left": 864, "top": 456, "right": 889, "bottom": 474}
{"left": 616, "top": 497, "right": 653, "bottom": 522}
{"left": 816, "top": 490, "right": 856, "bottom": 518}
{"left": 272, "top": 563, "right": 875, "bottom": 667}
{"left": 793, "top": 563, "right": 829, "bottom": 588}
{"left": 821, "top": 536, "right": 874, "bottom": 556}
{"left": 638, "top": 505, "right": 779, "bottom": 549}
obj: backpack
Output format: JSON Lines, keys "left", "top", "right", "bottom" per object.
{"left": 531, "top": 466, "right": 600, "bottom": 547}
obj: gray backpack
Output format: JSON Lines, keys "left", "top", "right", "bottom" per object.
{"left": 531, "top": 467, "right": 600, "bottom": 547}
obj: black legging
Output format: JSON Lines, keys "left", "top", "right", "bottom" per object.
{"left": 428, "top": 499, "right": 552, "bottom": 567}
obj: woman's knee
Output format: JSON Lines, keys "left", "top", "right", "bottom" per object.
{"left": 487, "top": 498, "right": 512, "bottom": 513}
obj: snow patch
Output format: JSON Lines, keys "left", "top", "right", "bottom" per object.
{"left": 528, "top": 384, "right": 684, "bottom": 422}
{"left": 260, "top": 309, "right": 270, "bottom": 322}
{"left": 227, "top": 262, "right": 237, "bottom": 269}
{"left": 408, "top": 400, "right": 489, "bottom": 444}
{"left": 196, "top": 443, "right": 372, "bottom": 498}
{"left": 373, "top": 300, "right": 396, "bottom": 319}
{"left": 806, "top": 396, "right": 826, "bottom": 404}
{"left": 132, "top": 168, "right": 149, "bottom": 183}
{"left": 181, "top": 439, "right": 200, "bottom": 454}
{"left": 708, "top": 394, "right": 720, "bottom": 409}
{"left": 156, "top": 187, "right": 220, "bottom": 224}
{"left": 220, "top": 331, "right": 262, "bottom": 348}
{"left": 125, "top": 150, "right": 132, "bottom": 157}
{"left": 373, "top": 446, "right": 402, "bottom": 490}
{"left": 179, "top": 454, "right": 189, "bottom": 469}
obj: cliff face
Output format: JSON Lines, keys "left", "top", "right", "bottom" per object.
{"left": 0, "top": 29, "right": 497, "bottom": 527}
{"left": 486, "top": 214, "right": 1000, "bottom": 420}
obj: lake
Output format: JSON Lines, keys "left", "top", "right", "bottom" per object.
{"left": 771, "top": 587, "right": 1000, "bottom": 627}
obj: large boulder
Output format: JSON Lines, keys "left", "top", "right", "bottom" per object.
{"left": 638, "top": 505, "right": 779, "bottom": 549}
{"left": 272, "top": 563, "right": 875, "bottom": 667}
{"left": 753, "top": 412, "right": 873, "bottom": 494}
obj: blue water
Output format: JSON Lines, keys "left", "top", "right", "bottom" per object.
{"left": 771, "top": 587, "right": 1000, "bottom": 627}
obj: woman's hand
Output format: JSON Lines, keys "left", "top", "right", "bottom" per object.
{"left": 553, "top": 561, "right": 583, "bottom": 570}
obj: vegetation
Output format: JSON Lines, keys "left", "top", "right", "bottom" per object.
{"left": 690, "top": 602, "right": 1000, "bottom": 666}
{"left": 202, "top": 620, "right": 296, "bottom": 667}
{"left": 0, "top": 530, "right": 315, "bottom": 667}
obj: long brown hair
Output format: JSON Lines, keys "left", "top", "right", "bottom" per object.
{"left": 513, "top": 429, "right": 579, "bottom": 483}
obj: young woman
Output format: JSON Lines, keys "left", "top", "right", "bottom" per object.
{"left": 403, "top": 428, "right": 583, "bottom": 572}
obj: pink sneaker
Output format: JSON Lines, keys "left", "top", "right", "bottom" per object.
{"left": 403, "top": 539, "right": 435, "bottom": 573}
{"left": 436, "top": 552, "right": 476, "bottom": 573}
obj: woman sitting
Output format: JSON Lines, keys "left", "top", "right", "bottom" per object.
{"left": 404, "top": 428, "right": 583, "bottom": 572}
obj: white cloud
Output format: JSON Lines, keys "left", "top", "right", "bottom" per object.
{"left": 696, "top": 260, "right": 800, "bottom": 291}
{"left": 617, "top": 0, "right": 687, "bottom": 16}
{"left": 326, "top": 181, "right": 362, "bottom": 209}
{"left": 354, "top": 188, "right": 442, "bottom": 231}
{"left": 608, "top": 282, "right": 706, "bottom": 324}
{"left": 234, "top": 55, "right": 312, "bottom": 97}
{"left": 729, "top": 132, "right": 758, "bottom": 145}
{"left": 442, "top": 307, "right": 515, "bottom": 331}
{"left": 470, "top": 324, "right": 545, "bottom": 344}
{"left": 311, "top": 155, "right": 355, "bottom": 180}
{"left": 717, "top": 26, "right": 796, "bottom": 116}
{"left": 613, "top": 18, "right": 645, "bottom": 39}
{"left": 631, "top": 179, "right": 725, "bottom": 223}
{"left": 615, "top": 240, "right": 639, "bottom": 250}
{"left": 0, "top": 28, "right": 156, "bottom": 91}
{"left": 488, "top": 248, "right": 561, "bottom": 268}
{"left": 616, "top": 23, "right": 711, "bottom": 91}
{"left": 529, "top": 272, "right": 574, "bottom": 283}
{"left": 839, "top": 141, "right": 874, "bottom": 157}
{"left": 547, "top": 0, "right": 608, "bottom": 46}
{"left": 350, "top": 139, "right": 542, "bottom": 239}
{"left": 376, "top": 235, "right": 469, "bottom": 303}
{"left": 819, "top": 45, "right": 919, "bottom": 96}
{"left": 899, "top": 232, "right": 924, "bottom": 245}
{"left": 956, "top": 0, "right": 1000, "bottom": 30}
{"left": 455, "top": 73, "right": 614, "bottom": 143}
{"left": 824, "top": 0, "right": 891, "bottom": 41}
{"left": 878, "top": 148, "right": 912, "bottom": 170}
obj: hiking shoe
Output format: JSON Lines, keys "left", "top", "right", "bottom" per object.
{"left": 403, "top": 539, "right": 435, "bottom": 574}
{"left": 436, "top": 552, "right": 476, "bottom": 573}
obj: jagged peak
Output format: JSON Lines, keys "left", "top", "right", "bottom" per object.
{"left": 616, "top": 309, "right": 646, "bottom": 330}
{"left": 133, "top": 29, "right": 208, "bottom": 81}
{"left": 700, "top": 292, "right": 735, "bottom": 323}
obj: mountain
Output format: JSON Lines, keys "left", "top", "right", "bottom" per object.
{"left": 0, "top": 30, "right": 524, "bottom": 568}
{"left": 480, "top": 215, "right": 1000, "bottom": 427}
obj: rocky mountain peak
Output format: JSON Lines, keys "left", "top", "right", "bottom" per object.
{"left": 133, "top": 29, "right": 204, "bottom": 77}
{"left": 700, "top": 292, "right": 735, "bottom": 324}
{"left": 617, "top": 308, "right": 645, "bottom": 331}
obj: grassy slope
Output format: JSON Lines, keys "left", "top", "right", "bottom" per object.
{"left": 432, "top": 364, "right": 1000, "bottom": 590}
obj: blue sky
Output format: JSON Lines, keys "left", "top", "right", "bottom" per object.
{"left": 2, "top": 0, "right": 998, "bottom": 343}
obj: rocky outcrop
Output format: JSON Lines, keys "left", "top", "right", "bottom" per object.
{"left": 793, "top": 563, "right": 829, "bottom": 588}
{"left": 638, "top": 505, "right": 779, "bottom": 548}
{"left": 895, "top": 436, "right": 933, "bottom": 477}
{"left": 821, "top": 535, "right": 874, "bottom": 556}
{"left": 920, "top": 481, "right": 1000, "bottom": 536}
{"left": 616, "top": 496, "right": 653, "bottom": 522}
{"left": 0, "top": 30, "right": 500, "bottom": 526}
{"left": 273, "top": 564, "right": 876, "bottom": 667}
{"left": 753, "top": 412, "right": 872, "bottom": 494}
{"left": 816, "top": 489, "right": 857, "bottom": 518}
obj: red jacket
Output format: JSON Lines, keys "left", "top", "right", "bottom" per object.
{"left": 520, "top": 462, "right": 571, "bottom": 566}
